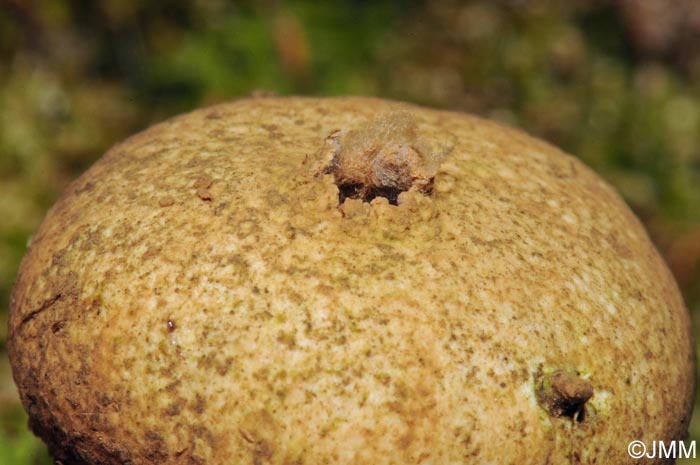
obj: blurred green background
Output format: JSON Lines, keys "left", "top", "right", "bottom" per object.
{"left": 1, "top": 0, "right": 699, "bottom": 463}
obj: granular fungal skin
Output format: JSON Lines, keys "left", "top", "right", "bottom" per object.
{"left": 7, "top": 97, "right": 695, "bottom": 465}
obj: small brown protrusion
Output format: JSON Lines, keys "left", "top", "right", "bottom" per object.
{"left": 196, "top": 188, "right": 212, "bottom": 201}
{"left": 158, "top": 196, "right": 175, "bottom": 207}
{"left": 193, "top": 175, "right": 213, "bottom": 190}
{"left": 193, "top": 175, "right": 213, "bottom": 201}
{"left": 239, "top": 428, "right": 255, "bottom": 444}
{"left": 536, "top": 368, "right": 594, "bottom": 420}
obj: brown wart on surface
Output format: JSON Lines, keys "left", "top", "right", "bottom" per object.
{"left": 535, "top": 366, "right": 594, "bottom": 421}
{"left": 193, "top": 175, "right": 213, "bottom": 201}
{"left": 311, "top": 112, "right": 454, "bottom": 206}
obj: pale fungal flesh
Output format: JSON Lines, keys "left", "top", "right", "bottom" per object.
{"left": 8, "top": 96, "right": 695, "bottom": 465}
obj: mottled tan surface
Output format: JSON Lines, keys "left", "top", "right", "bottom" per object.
{"left": 8, "top": 96, "right": 695, "bottom": 465}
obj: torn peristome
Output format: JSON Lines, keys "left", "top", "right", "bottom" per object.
{"left": 315, "top": 112, "right": 451, "bottom": 204}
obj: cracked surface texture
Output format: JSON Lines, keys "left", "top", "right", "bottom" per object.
{"left": 8, "top": 96, "right": 695, "bottom": 465}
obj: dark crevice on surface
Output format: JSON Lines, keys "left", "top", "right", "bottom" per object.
{"left": 337, "top": 183, "right": 404, "bottom": 205}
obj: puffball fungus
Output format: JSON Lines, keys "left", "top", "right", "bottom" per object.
{"left": 8, "top": 97, "right": 695, "bottom": 465}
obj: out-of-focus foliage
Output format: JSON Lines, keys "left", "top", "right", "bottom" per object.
{"left": 0, "top": 0, "right": 698, "bottom": 463}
